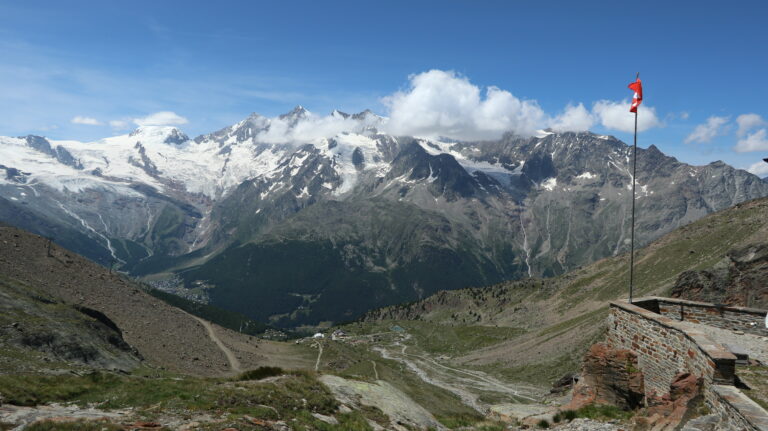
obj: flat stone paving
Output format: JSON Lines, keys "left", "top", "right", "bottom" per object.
{"left": 690, "top": 322, "right": 768, "bottom": 430}
{"left": 714, "top": 385, "right": 768, "bottom": 431}
{"left": 693, "top": 323, "right": 768, "bottom": 365}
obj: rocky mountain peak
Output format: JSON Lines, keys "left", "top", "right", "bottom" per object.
{"left": 351, "top": 109, "right": 376, "bottom": 120}
{"left": 331, "top": 109, "right": 350, "bottom": 119}
{"left": 21, "top": 135, "right": 83, "bottom": 169}
{"left": 279, "top": 105, "right": 309, "bottom": 121}
{"left": 129, "top": 126, "right": 189, "bottom": 145}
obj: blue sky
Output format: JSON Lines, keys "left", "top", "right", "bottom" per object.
{"left": 1, "top": 1, "right": 767, "bottom": 175}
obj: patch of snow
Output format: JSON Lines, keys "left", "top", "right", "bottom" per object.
{"left": 541, "top": 177, "right": 557, "bottom": 191}
{"left": 575, "top": 172, "right": 597, "bottom": 180}
{"left": 427, "top": 164, "right": 438, "bottom": 182}
{"left": 54, "top": 200, "right": 121, "bottom": 262}
{"left": 519, "top": 213, "right": 533, "bottom": 277}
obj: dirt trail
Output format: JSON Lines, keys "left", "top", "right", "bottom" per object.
{"left": 192, "top": 316, "right": 242, "bottom": 374}
{"left": 314, "top": 341, "right": 324, "bottom": 371}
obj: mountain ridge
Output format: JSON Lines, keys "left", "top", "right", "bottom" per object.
{"left": 2, "top": 109, "right": 767, "bottom": 326}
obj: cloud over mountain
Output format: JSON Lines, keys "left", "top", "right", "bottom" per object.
{"left": 684, "top": 116, "right": 730, "bottom": 144}
{"left": 379, "top": 70, "right": 661, "bottom": 140}
{"left": 71, "top": 116, "right": 102, "bottom": 126}
{"left": 736, "top": 129, "right": 768, "bottom": 153}
{"left": 133, "top": 111, "right": 189, "bottom": 127}
{"left": 549, "top": 103, "right": 594, "bottom": 132}
{"left": 382, "top": 70, "right": 546, "bottom": 140}
{"left": 736, "top": 113, "right": 766, "bottom": 137}
{"left": 592, "top": 100, "right": 661, "bottom": 133}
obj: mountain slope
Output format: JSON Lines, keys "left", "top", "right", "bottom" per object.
{"left": 0, "top": 224, "right": 312, "bottom": 376}
{"left": 362, "top": 196, "right": 768, "bottom": 385}
{"left": 183, "top": 198, "right": 516, "bottom": 326}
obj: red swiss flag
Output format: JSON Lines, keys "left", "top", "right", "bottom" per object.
{"left": 628, "top": 79, "right": 643, "bottom": 113}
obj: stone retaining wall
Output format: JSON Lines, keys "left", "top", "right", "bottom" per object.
{"left": 607, "top": 301, "right": 736, "bottom": 397}
{"left": 710, "top": 385, "right": 768, "bottom": 431}
{"left": 635, "top": 296, "right": 768, "bottom": 336}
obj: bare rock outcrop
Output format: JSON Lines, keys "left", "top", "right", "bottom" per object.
{"left": 565, "top": 343, "right": 645, "bottom": 411}
{"left": 633, "top": 372, "right": 704, "bottom": 431}
{"left": 671, "top": 243, "right": 768, "bottom": 308}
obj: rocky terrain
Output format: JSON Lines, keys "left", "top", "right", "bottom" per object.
{"left": 0, "top": 273, "right": 142, "bottom": 374}
{"left": 2, "top": 110, "right": 767, "bottom": 327}
{"left": 671, "top": 243, "right": 768, "bottom": 308}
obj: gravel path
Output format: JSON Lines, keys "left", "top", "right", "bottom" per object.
{"left": 314, "top": 341, "right": 324, "bottom": 371}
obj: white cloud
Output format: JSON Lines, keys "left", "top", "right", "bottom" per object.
{"left": 109, "top": 119, "right": 129, "bottom": 129}
{"left": 71, "top": 116, "right": 101, "bottom": 125}
{"left": 735, "top": 129, "right": 768, "bottom": 152}
{"left": 680, "top": 112, "right": 690, "bottom": 120}
{"left": 254, "top": 109, "right": 383, "bottom": 144}
{"left": 549, "top": 103, "right": 595, "bottom": 132}
{"left": 736, "top": 113, "right": 766, "bottom": 137}
{"left": 746, "top": 160, "right": 768, "bottom": 177}
{"left": 133, "top": 111, "right": 188, "bottom": 127}
{"left": 382, "top": 70, "right": 545, "bottom": 140}
{"left": 591, "top": 100, "right": 661, "bottom": 133}
{"left": 683, "top": 116, "right": 730, "bottom": 144}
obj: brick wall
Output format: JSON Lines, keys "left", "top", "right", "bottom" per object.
{"left": 607, "top": 301, "right": 736, "bottom": 398}
{"left": 652, "top": 297, "right": 768, "bottom": 337}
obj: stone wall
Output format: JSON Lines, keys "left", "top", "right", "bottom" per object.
{"left": 607, "top": 301, "right": 736, "bottom": 398}
{"left": 607, "top": 298, "right": 768, "bottom": 430}
{"left": 641, "top": 297, "right": 768, "bottom": 336}
{"left": 710, "top": 385, "right": 768, "bottom": 431}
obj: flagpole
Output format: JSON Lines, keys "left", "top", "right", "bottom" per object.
{"left": 629, "top": 72, "right": 639, "bottom": 304}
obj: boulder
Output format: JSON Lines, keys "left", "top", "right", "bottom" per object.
{"left": 551, "top": 372, "right": 579, "bottom": 394}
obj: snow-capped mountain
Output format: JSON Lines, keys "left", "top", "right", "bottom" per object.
{"left": 2, "top": 107, "right": 767, "bottom": 326}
